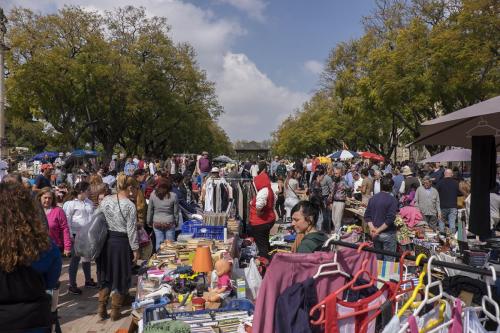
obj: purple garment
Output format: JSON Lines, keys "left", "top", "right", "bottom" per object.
{"left": 449, "top": 298, "right": 463, "bottom": 333}
{"left": 253, "top": 249, "right": 378, "bottom": 333}
{"left": 408, "top": 315, "right": 419, "bottom": 333}
{"left": 198, "top": 157, "right": 211, "bottom": 173}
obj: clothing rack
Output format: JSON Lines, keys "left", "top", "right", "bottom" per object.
{"left": 224, "top": 177, "right": 253, "bottom": 182}
{"left": 328, "top": 240, "right": 500, "bottom": 277}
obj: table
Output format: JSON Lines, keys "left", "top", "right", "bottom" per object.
{"left": 344, "top": 207, "right": 368, "bottom": 233}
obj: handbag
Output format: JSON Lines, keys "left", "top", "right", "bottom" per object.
{"left": 137, "top": 227, "right": 151, "bottom": 248}
{"left": 117, "top": 194, "right": 151, "bottom": 249}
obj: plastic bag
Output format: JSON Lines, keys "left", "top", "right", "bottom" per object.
{"left": 74, "top": 210, "right": 108, "bottom": 260}
{"left": 244, "top": 258, "right": 262, "bottom": 301}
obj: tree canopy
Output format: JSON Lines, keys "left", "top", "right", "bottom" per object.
{"left": 272, "top": 0, "right": 500, "bottom": 158}
{"left": 5, "top": 6, "right": 232, "bottom": 157}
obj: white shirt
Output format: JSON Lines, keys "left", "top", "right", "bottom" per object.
{"left": 102, "top": 175, "right": 116, "bottom": 187}
{"left": 353, "top": 178, "right": 363, "bottom": 193}
{"left": 250, "top": 164, "right": 259, "bottom": 178}
{"left": 149, "top": 162, "right": 156, "bottom": 176}
{"left": 373, "top": 179, "right": 381, "bottom": 195}
{"left": 0, "top": 160, "right": 8, "bottom": 182}
{"left": 306, "top": 163, "right": 313, "bottom": 172}
{"left": 63, "top": 198, "right": 94, "bottom": 235}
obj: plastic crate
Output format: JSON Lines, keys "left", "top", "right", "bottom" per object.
{"left": 181, "top": 220, "right": 203, "bottom": 234}
{"left": 193, "top": 225, "right": 225, "bottom": 240}
{"left": 167, "top": 298, "right": 254, "bottom": 319}
{"left": 142, "top": 297, "right": 170, "bottom": 326}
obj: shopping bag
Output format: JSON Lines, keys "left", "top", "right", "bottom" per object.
{"left": 244, "top": 258, "right": 262, "bottom": 301}
{"left": 74, "top": 210, "right": 108, "bottom": 260}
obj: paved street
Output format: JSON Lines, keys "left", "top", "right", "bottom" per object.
{"left": 58, "top": 258, "right": 133, "bottom": 333}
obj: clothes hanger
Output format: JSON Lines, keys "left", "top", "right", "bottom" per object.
{"left": 322, "top": 232, "right": 341, "bottom": 249}
{"left": 359, "top": 251, "right": 417, "bottom": 333}
{"left": 480, "top": 265, "right": 500, "bottom": 323}
{"left": 310, "top": 242, "right": 384, "bottom": 325}
{"left": 412, "top": 255, "right": 444, "bottom": 315}
{"left": 427, "top": 298, "right": 463, "bottom": 333}
{"left": 399, "top": 256, "right": 454, "bottom": 333}
{"left": 398, "top": 254, "right": 427, "bottom": 318}
{"left": 313, "top": 250, "right": 350, "bottom": 279}
{"left": 421, "top": 255, "right": 469, "bottom": 333}
{"left": 396, "top": 251, "right": 416, "bottom": 296}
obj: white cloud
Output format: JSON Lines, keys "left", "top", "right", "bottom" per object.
{"left": 4, "top": 0, "right": 307, "bottom": 141}
{"left": 217, "top": 53, "right": 308, "bottom": 140}
{"left": 217, "top": 0, "right": 267, "bottom": 22}
{"left": 304, "top": 60, "right": 324, "bottom": 75}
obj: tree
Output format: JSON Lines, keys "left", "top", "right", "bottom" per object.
{"left": 273, "top": 0, "right": 500, "bottom": 158}
{"left": 5, "top": 6, "right": 231, "bottom": 158}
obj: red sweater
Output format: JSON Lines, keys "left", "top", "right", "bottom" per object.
{"left": 250, "top": 172, "right": 276, "bottom": 226}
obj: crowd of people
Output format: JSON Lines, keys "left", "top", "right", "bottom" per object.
{"left": 1, "top": 149, "right": 497, "bottom": 332}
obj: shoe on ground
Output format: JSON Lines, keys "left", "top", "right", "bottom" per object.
{"left": 68, "top": 285, "right": 82, "bottom": 295}
{"left": 84, "top": 279, "right": 98, "bottom": 288}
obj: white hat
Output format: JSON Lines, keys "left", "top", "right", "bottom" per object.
{"left": 402, "top": 166, "right": 413, "bottom": 176}
{"left": 211, "top": 167, "right": 220, "bottom": 173}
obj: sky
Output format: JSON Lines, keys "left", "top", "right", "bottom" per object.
{"left": 3, "top": 0, "right": 375, "bottom": 141}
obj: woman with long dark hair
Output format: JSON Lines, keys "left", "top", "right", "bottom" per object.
{"left": 147, "top": 178, "right": 179, "bottom": 249}
{"left": 97, "top": 174, "right": 139, "bottom": 321}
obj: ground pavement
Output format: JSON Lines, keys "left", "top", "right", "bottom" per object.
{"left": 58, "top": 258, "right": 134, "bottom": 333}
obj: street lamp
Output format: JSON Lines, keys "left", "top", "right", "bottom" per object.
{"left": 0, "top": 8, "right": 8, "bottom": 160}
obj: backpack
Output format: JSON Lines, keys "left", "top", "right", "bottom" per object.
{"left": 74, "top": 209, "right": 108, "bottom": 260}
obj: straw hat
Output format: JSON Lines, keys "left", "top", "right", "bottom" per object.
{"left": 402, "top": 166, "right": 413, "bottom": 176}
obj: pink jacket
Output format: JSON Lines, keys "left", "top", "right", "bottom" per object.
{"left": 400, "top": 206, "right": 423, "bottom": 228}
{"left": 46, "top": 207, "right": 72, "bottom": 252}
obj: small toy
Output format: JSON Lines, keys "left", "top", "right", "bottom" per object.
{"left": 205, "top": 258, "right": 232, "bottom": 303}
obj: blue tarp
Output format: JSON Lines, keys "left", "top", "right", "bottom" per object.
{"left": 29, "top": 151, "right": 58, "bottom": 162}
{"left": 71, "top": 149, "right": 99, "bottom": 158}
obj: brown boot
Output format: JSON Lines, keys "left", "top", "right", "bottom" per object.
{"left": 110, "top": 293, "right": 124, "bottom": 321}
{"left": 97, "top": 288, "right": 110, "bottom": 320}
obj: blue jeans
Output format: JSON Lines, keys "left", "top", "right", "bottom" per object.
{"left": 440, "top": 208, "right": 457, "bottom": 233}
{"left": 373, "top": 232, "right": 397, "bottom": 262}
{"left": 154, "top": 228, "right": 175, "bottom": 250}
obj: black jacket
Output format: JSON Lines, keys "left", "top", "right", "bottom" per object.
{"left": 0, "top": 266, "right": 51, "bottom": 332}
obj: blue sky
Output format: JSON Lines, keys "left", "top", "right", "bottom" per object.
{"left": 4, "top": 0, "right": 375, "bottom": 141}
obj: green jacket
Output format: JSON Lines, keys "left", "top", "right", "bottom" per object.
{"left": 297, "top": 232, "right": 328, "bottom": 253}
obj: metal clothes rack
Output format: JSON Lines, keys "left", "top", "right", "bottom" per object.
{"left": 224, "top": 177, "right": 253, "bottom": 182}
{"left": 329, "top": 240, "right": 500, "bottom": 277}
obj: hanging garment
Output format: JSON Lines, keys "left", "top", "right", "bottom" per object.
{"left": 464, "top": 307, "right": 500, "bottom": 333}
{"left": 448, "top": 298, "right": 463, "bottom": 333}
{"left": 238, "top": 183, "right": 244, "bottom": 219}
{"left": 381, "top": 315, "right": 400, "bottom": 333}
{"left": 204, "top": 178, "right": 215, "bottom": 212}
{"left": 407, "top": 301, "right": 451, "bottom": 333}
{"left": 275, "top": 277, "right": 321, "bottom": 333}
{"left": 323, "top": 283, "right": 390, "bottom": 333}
{"left": 215, "top": 181, "right": 221, "bottom": 212}
{"left": 253, "top": 249, "right": 377, "bottom": 333}
{"left": 220, "top": 183, "right": 230, "bottom": 212}
{"left": 470, "top": 135, "right": 496, "bottom": 237}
